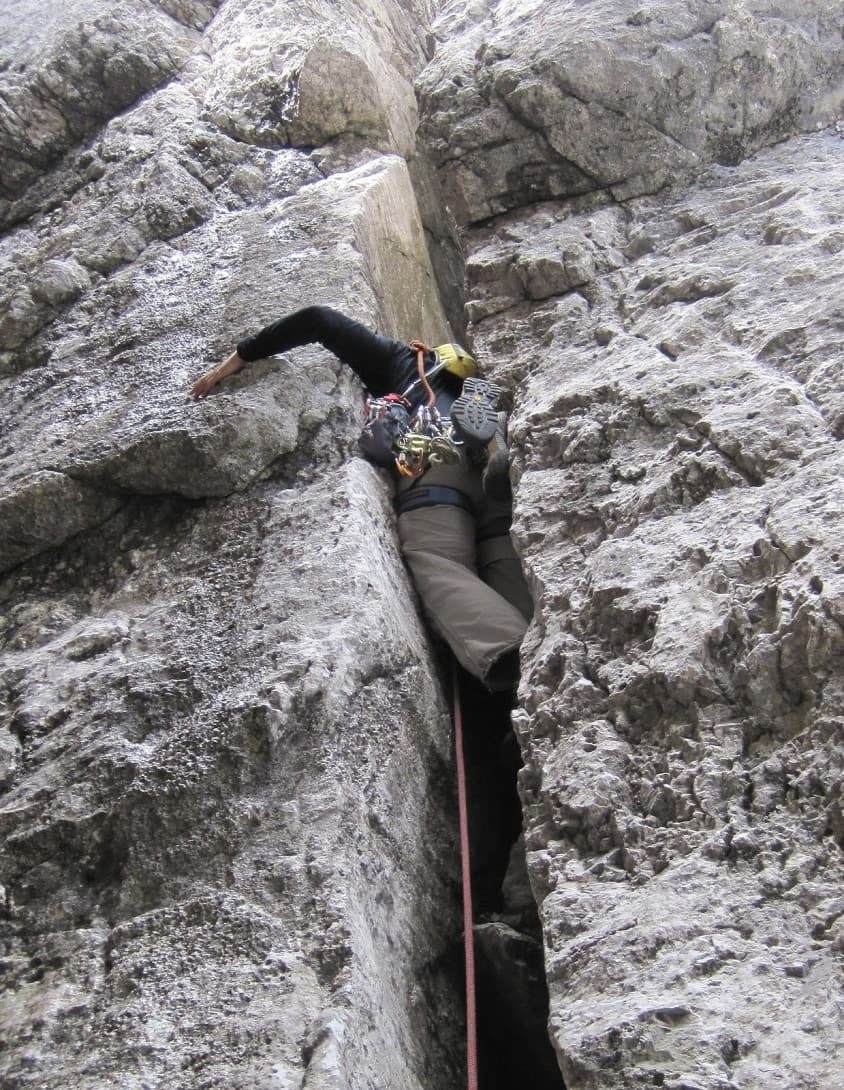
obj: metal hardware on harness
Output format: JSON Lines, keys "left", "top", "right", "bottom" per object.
{"left": 413, "top": 404, "right": 440, "bottom": 435}
{"left": 362, "top": 347, "right": 468, "bottom": 476}
{"left": 395, "top": 433, "right": 430, "bottom": 479}
{"left": 394, "top": 407, "right": 462, "bottom": 478}
{"left": 363, "top": 392, "right": 411, "bottom": 422}
{"left": 429, "top": 435, "right": 460, "bottom": 465}
{"left": 414, "top": 407, "right": 461, "bottom": 465}
{"left": 452, "top": 660, "right": 479, "bottom": 1090}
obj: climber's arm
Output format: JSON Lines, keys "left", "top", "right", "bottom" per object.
{"left": 190, "top": 307, "right": 410, "bottom": 401}
{"left": 191, "top": 350, "right": 246, "bottom": 399}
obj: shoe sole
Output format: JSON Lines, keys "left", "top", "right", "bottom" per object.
{"left": 451, "top": 378, "right": 502, "bottom": 446}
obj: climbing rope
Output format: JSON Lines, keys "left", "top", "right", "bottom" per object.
{"left": 409, "top": 339, "right": 437, "bottom": 407}
{"left": 452, "top": 660, "right": 479, "bottom": 1090}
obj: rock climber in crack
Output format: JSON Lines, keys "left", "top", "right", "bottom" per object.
{"left": 191, "top": 305, "right": 532, "bottom": 692}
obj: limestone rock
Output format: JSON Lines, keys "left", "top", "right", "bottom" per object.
{"left": 418, "top": 4, "right": 844, "bottom": 1086}
{"left": 468, "top": 117, "right": 843, "bottom": 1090}
{"left": 0, "top": 467, "right": 463, "bottom": 1090}
{"left": 201, "top": 0, "right": 429, "bottom": 155}
{"left": 0, "top": 2, "right": 464, "bottom": 1087}
{"left": 0, "top": 0, "right": 218, "bottom": 206}
{"left": 2, "top": 0, "right": 844, "bottom": 1087}
{"left": 419, "top": 0, "right": 844, "bottom": 222}
{"left": 0, "top": 148, "right": 444, "bottom": 562}
{"left": 0, "top": 470, "right": 123, "bottom": 573}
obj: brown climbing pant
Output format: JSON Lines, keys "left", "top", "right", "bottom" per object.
{"left": 397, "top": 502, "right": 531, "bottom": 690}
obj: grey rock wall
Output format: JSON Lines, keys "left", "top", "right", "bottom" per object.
{"left": 1, "top": 0, "right": 843, "bottom": 1088}
{"left": 1, "top": 2, "right": 463, "bottom": 1089}
{"left": 419, "top": 0, "right": 844, "bottom": 220}
{"left": 419, "top": 2, "right": 843, "bottom": 1087}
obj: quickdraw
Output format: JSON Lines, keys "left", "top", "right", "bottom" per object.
{"left": 395, "top": 433, "right": 429, "bottom": 479}
{"left": 395, "top": 410, "right": 462, "bottom": 479}
{"left": 364, "top": 391, "right": 411, "bottom": 418}
{"left": 359, "top": 344, "right": 467, "bottom": 477}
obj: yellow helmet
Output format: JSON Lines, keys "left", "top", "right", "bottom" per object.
{"left": 433, "top": 342, "right": 477, "bottom": 380}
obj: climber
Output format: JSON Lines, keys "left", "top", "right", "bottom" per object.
{"left": 191, "top": 305, "right": 532, "bottom": 691}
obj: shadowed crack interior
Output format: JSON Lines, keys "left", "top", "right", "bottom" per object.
{"left": 456, "top": 670, "right": 565, "bottom": 1090}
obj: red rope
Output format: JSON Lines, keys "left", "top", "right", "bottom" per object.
{"left": 410, "top": 340, "right": 436, "bottom": 407}
{"left": 452, "top": 660, "right": 479, "bottom": 1090}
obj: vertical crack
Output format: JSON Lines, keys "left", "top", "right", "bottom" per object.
{"left": 456, "top": 671, "right": 565, "bottom": 1089}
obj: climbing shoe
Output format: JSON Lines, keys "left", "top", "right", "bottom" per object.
{"left": 483, "top": 411, "right": 512, "bottom": 501}
{"left": 450, "top": 377, "right": 502, "bottom": 449}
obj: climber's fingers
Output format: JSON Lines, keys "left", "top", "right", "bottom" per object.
{"left": 191, "top": 351, "right": 245, "bottom": 400}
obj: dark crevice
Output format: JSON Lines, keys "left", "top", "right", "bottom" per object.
{"left": 418, "top": 67, "right": 566, "bottom": 1076}
{"left": 455, "top": 669, "right": 565, "bottom": 1090}
{"left": 464, "top": 185, "right": 614, "bottom": 233}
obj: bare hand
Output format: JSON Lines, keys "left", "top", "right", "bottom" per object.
{"left": 191, "top": 351, "right": 245, "bottom": 400}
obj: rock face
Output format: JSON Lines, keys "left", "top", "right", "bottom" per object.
{"left": 1, "top": 2, "right": 842, "bottom": 1089}
{"left": 420, "top": 2, "right": 844, "bottom": 1087}
{"left": 1, "top": 4, "right": 463, "bottom": 1089}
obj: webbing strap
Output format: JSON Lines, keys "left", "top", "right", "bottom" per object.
{"left": 452, "top": 659, "right": 479, "bottom": 1090}
{"left": 394, "top": 485, "right": 474, "bottom": 516}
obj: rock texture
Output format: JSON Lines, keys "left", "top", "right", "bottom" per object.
{"left": 1, "top": 3, "right": 464, "bottom": 1089}
{"left": 419, "top": 0, "right": 844, "bottom": 221}
{"left": 419, "top": 2, "right": 843, "bottom": 1087}
{"left": 1, "top": 1, "right": 843, "bottom": 1089}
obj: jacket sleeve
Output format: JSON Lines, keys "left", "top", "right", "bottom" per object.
{"left": 235, "top": 305, "right": 415, "bottom": 396}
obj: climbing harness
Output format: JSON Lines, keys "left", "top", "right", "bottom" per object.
{"left": 358, "top": 392, "right": 412, "bottom": 467}
{"left": 394, "top": 405, "right": 462, "bottom": 479}
{"left": 393, "top": 343, "right": 461, "bottom": 478}
{"left": 393, "top": 484, "right": 474, "bottom": 516}
{"left": 360, "top": 343, "right": 466, "bottom": 478}
{"left": 359, "top": 400, "right": 462, "bottom": 479}
{"left": 452, "top": 659, "right": 479, "bottom": 1090}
